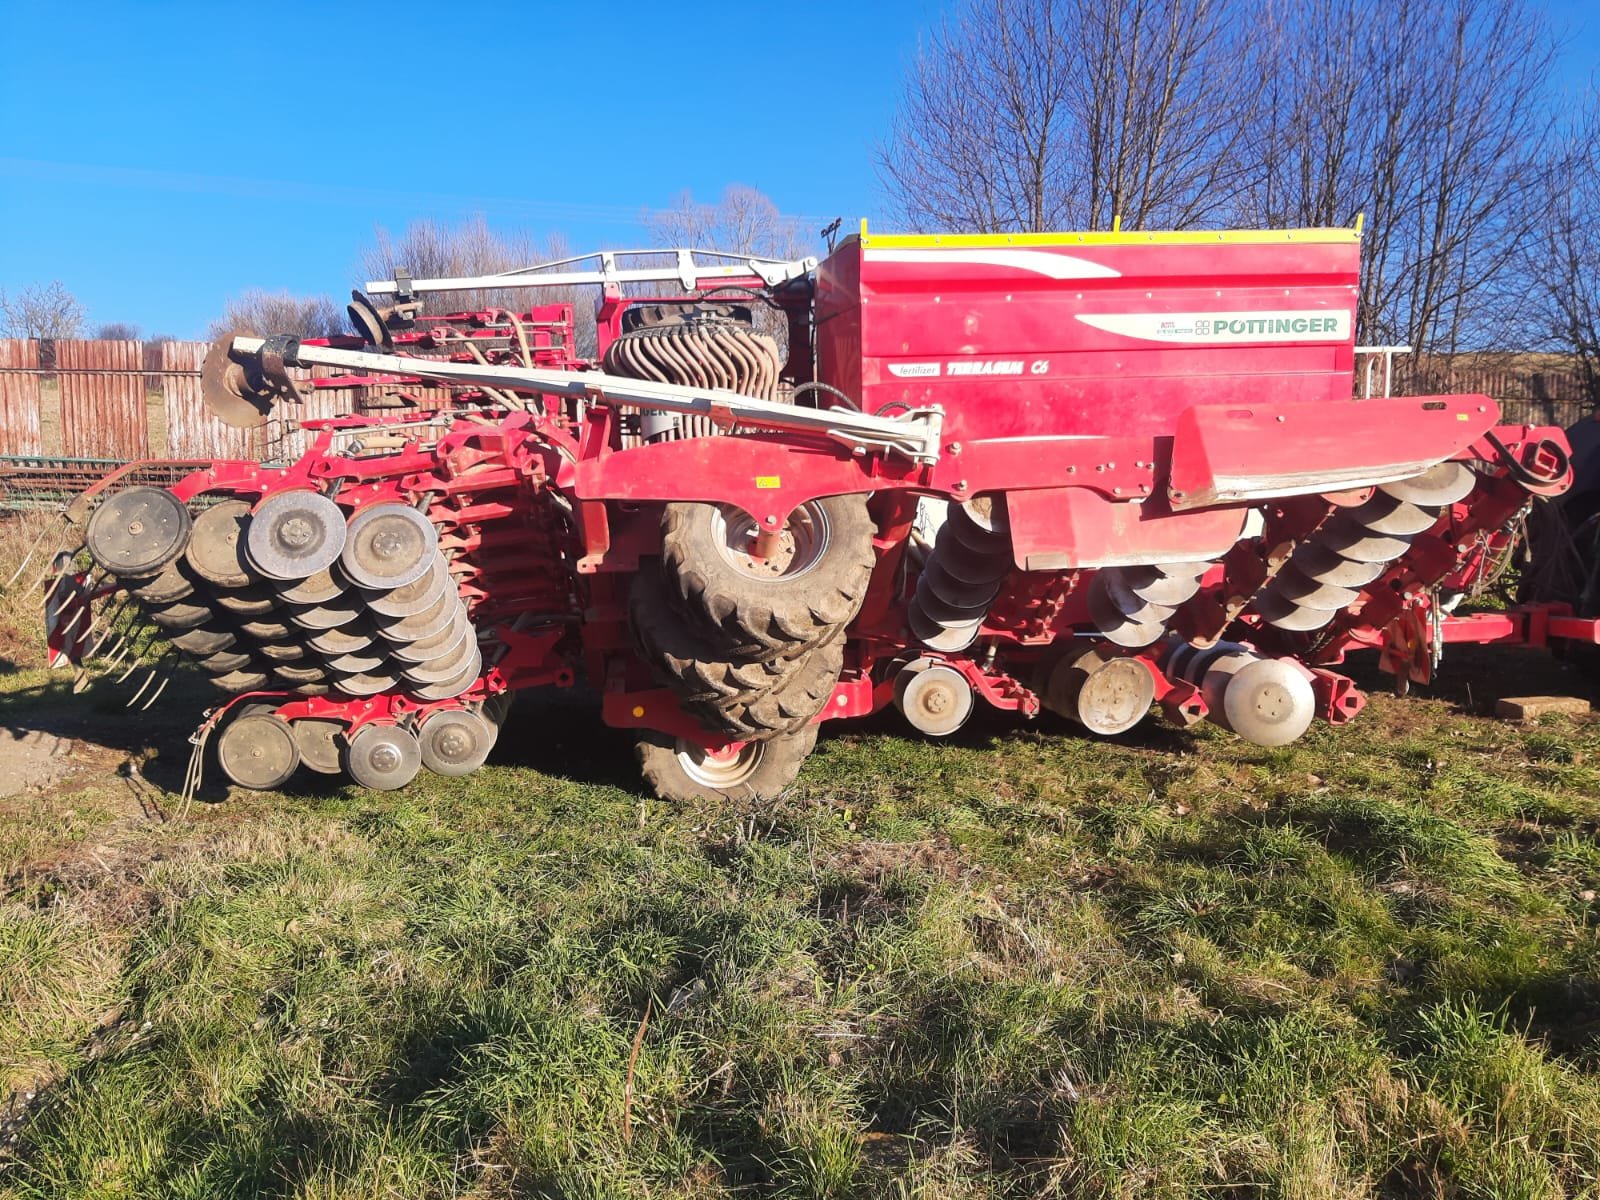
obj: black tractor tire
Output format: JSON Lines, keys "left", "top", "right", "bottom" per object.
{"left": 698, "top": 637, "right": 845, "bottom": 740}
{"left": 629, "top": 569, "right": 814, "bottom": 705}
{"left": 636, "top": 723, "right": 818, "bottom": 804}
{"left": 660, "top": 494, "right": 876, "bottom": 658}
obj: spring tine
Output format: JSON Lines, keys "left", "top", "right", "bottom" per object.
{"left": 126, "top": 664, "right": 163, "bottom": 707}
{"left": 87, "top": 596, "right": 133, "bottom": 657}
{"left": 5, "top": 520, "right": 66, "bottom": 591}
{"left": 140, "top": 667, "right": 174, "bottom": 711}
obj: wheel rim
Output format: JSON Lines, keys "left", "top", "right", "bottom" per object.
{"left": 710, "top": 502, "right": 831, "bottom": 582}
{"left": 676, "top": 739, "right": 763, "bottom": 788}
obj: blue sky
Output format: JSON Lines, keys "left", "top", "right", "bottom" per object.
{"left": 0, "top": 0, "right": 1595, "bottom": 339}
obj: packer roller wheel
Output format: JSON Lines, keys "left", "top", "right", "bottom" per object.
{"left": 85, "top": 487, "right": 191, "bottom": 578}
{"left": 343, "top": 722, "right": 422, "bottom": 790}
{"left": 217, "top": 712, "right": 300, "bottom": 790}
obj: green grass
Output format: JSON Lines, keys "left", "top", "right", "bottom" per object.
{"left": 4, "top": 648, "right": 1600, "bottom": 1197}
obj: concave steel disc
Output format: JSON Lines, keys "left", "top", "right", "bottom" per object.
{"left": 168, "top": 624, "right": 237, "bottom": 655}
{"left": 387, "top": 608, "right": 469, "bottom": 664}
{"left": 238, "top": 614, "right": 297, "bottom": 642}
{"left": 287, "top": 591, "right": 367, "bottom": 631}
{"left": 1317, "top": 515, "right": 1415, "bottom": 564}
{"left": 919, "top": 557, "right": 1004, "bottom": 610}
{"left": 185, "top": 499, "right": 255, "bottom": 589}
{"left": 197, "top": 648, "right": 254, "bottom": 674}
{"left": 129, "top": 556, "right": 199, "bottom": 605}
{"left": 1343, "top": 492, "right": 1442, "bottom": 536}
{"left": 1254, "top": 589, "right": 1337, "bottom": 631}
{"left": 400, "top": 636, "right": 477, "bottom": 684}
{"left": 209, "top": 668, "right": 271, "bottom": 694}
{"left": 1099, "top": 570, "right": 1178, "bottom": 623}
{"left": 343, "top": 722, "right": 421, "bottom": 790}
{"left": 211, "top": 584, "right": 281, "bottom": 616}
{"left": 217, "top": 713, "right": 300, "bottom": 790}
{"left": 85, "top": 487, "right": 192, "bottom": 578}
{"left": 1120, "top": 561, "right": 1210, "bottom": 605}
{"left": 943, "top": 506, "right": 1012, "bottom": 558}
{"left": 1379, "top": 461, "right": 1476, "bottom": 506}
{"left": 375, "top": 589, "right": 457, "bottom": 644}
{"left": 1269, "top": 565, "right": 1360, "bottom": 611}
{"left": 931, "top": 531, "right": 1013, "bottom": 586}
{"left": 305, "top": 623, "right": 374, "bottom": 655}
{"left": 324, "top": 647, "right": 388, "bottom": 674}
{"left": 276, "top": 564, "right": 347, "bottom": 606}
{"left": 255, "top": 640, "right": 307, "bottom": 663}
{"left": 417, "top": 708, "right": 495, "bottom": 776}
{"left": 911, "top": 578, "right": 991, "bottom": 627}
{"left": 146, "top": 597, "right": 213, "bottom": 630}
{"left": 1290, "top": 542, "right": 1387, "bottom": 588}
{"left": 341, "top": 503, "right": 439, "bottom": 591}
{"left": 291, "top": 718, "right": 344, "bottom": 775}
{"left": 907, "top": 602, "right": 982, "bottom": 653}
{"left": 1087, "top": 573, "right": 1168, "bottom": 647}
{"left": 365, "top": 557, "right": 451, "bottom": 619}
{"left": 409, "top": 648, "right": 484, "bottom": 701}
{"left": 331, "top": 669, "right": 401, "bottom": 698}
{"left": 246, "top": 490, "right": 348, "bottom": 581}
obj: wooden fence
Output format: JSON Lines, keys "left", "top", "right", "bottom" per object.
{"left": 0, "top": 337, "right": 1595, "bottom": 466}
{"left": 0, "top": 337, "right": 376, "bottom": 466}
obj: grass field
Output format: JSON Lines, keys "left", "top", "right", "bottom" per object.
{"left": 3, "top": 520, "right": 1600, "bottom": 1197}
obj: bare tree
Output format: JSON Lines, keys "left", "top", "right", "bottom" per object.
{"left": 93, "top": 322, "right": 142, "bottom": 340}
{"left": 208, "top": 291, "right": 344, "bottom": 340}
{"left": 643, "top": 185, "right": 809, "bottom": 259}
{"left": 1240, "top": 0, "right": 1556, "bottom": 355}
{"left": 0, "top": 281, "right": 85, "bottom": 339}
{"left": 360, "top": 215, "right": 575, "bottom": 317}
{"left": 877, "top": 0, "right": 1244, "bottom": 232}
{"left": 1523, "top": 90, "right": 1600, "bottom": 401}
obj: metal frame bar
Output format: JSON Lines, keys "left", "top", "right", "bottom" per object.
{"left": 230, "top": 336, "right": 944, "bottom": 465}
{"left": 364, "top": 247, "right": 819, "bottom": 297}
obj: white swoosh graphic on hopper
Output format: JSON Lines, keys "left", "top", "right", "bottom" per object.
{"left": 865, "top": 248, "right": 1121, "bottom": 279}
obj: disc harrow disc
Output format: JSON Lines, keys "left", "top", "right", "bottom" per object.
{"left": 168, "top": 625, "right": 237, "bottom": 655}
{"left": 211, "top": 584, "right": 280, "bottom": 616}
{"left": 417, "top": 708, "right": 495, "bottom": 776}
{"left": 375, "top": 590, "right": 458, "bottom": 644}
{"left": 287, "top": 592, "right": 367, "bottom": 631}
{"left": 305, "top": 624, "right": 375, "bottom": 656}
{"left": 1318, "top": 516, "right": 1415, "bottom": 564}
{"left": 919, "top": 557, "right": 1004, "bottom": 609}
{"left": 1087, "top": 574, "right": 1168, "bottom": 647}
{"left": 185, "top": 499, "right": 255, "bottom": 589}
{"left": 366, "top": 556, "right": 450, "bottom": 618}
{"left": 217, "top": 713, "right": 300, "bottom": 790}
{"left": 86, "top": 487, "right": 191, "bottom": 578}
{"left": 332, "top": 669, "right": 401, "bottom": 697}
{"left": 146, "top": 597, "right": 213, "bottom": 630}
{"left": 129, "top": 557, "right": 199, "bottom": 605}
{"left": 1290, "top": 542, "right": 1387, "bottom": 588}
{"left": 400, "top": 637, "right": 477, "bottom": 684}
{"left": 291, "top": 718, "right": 344, "bottom": 775}
{"left": 1269, "top": 565, "right": 1360, "bottom": 611}
{"left": 197, "top": 649, "right": 254, "bottom": 674}
{"left": 409, "top": 649, "right": 483, "bottom": 700}
{"left": 341, "top": 503, "right": 438, "bottom": 591}
{"left": 911, "top": 578, "right": 991, "bottom": 627}
{"left": 389, "top": 609, "right": 470, "bottom": 664}
{"left": 324, "top": 647, "right": 388, "bottom": 674}
{"left": 1254, "top": 590, "right": 1337, "bottom": 631}
{"left": 1379, "top": 462, "right": 1476, "bottom": 506}
{"left": 1343, "top": 492, "right": 1442, "bottom": 536}
{"left": 276, "top": 564, "right": 347, "bottom": 606}
{"left": 343, "top": 722, "right": 422, "bottom": 790}
{"left": 907, "top": 602, "right": 982, "bottom": 652}
{"left": 209, "top": 668, "right": 271, "bottom": 693}
{"left": 1120, "top": 561, "right": 1210, "bottom": 605}
{"left": 237, "top": 614, "right": 297, "bottom": 642}
{"left": 247, "top": 490, "right": 347, "bottom": 581}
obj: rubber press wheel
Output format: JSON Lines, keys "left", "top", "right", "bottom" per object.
{"left": 660, "top": 494, "right": 876, "bottom": 657}
{"left": 635, "top": 723, "right": 818, "bottom": 804}
{"left": 217, "top": 712, "right": 300, "bottom": 790}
